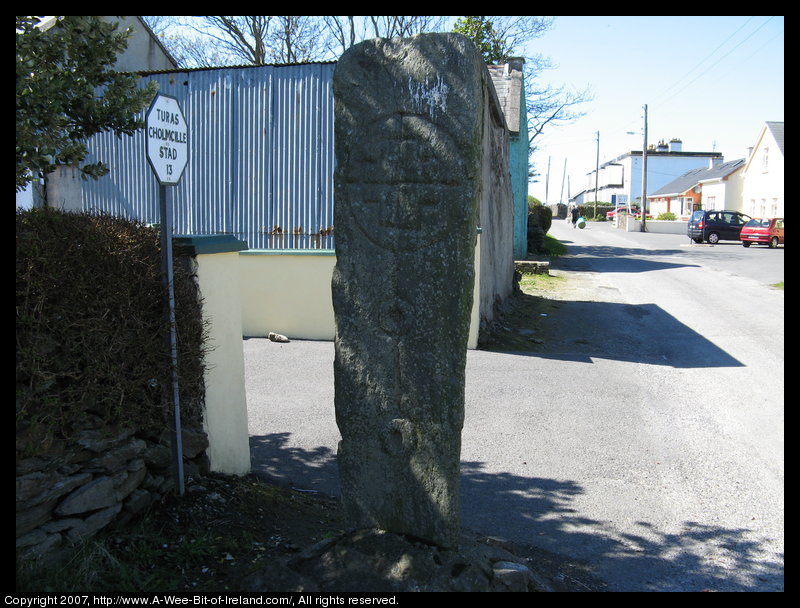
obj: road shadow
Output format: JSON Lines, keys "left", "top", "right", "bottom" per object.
{"left": 552, "top": 242, "right": 699, "bottom": 274}
{"left": 247, "top": 435, "right": 783, "bottom": 591}
{"left": 459, "top": 460, "right": 784, "bottom": 592}
{"left": 486, "top": 293, "right": 744, "bottom": 368}
{"left": 250, "top": 432, "right": 338, "bottom": 494}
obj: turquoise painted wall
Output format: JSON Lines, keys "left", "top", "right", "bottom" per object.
{"left": 510, "top": 86, "right": 529, "bottom": 260}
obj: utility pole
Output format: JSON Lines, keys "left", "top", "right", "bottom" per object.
{"left": 560, "top": 158, "right": 567, "bottom": 205}
{"left": 641, "top": 104, "right": 648, "bottom": 232}
{"left": 594, "top": 131, "right": 600, "bottom": 218}
{"left": 545, "top": 156, "right": 551, "bottom": 205}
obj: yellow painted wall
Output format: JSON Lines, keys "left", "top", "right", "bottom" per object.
{"left": 238, "top": 245, "right": 481, "bottom": 349}
{"left": 193, "top": 251, "right": 251, "bottom": 475}
{"left": 239, "top": 251, "right": 337, "bottom": 341}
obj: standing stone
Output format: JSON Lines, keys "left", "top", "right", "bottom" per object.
{"left": 332, "top": 33, "right": 484, "bottom": 548}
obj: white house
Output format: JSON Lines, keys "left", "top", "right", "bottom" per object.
{"left": 741, "top": 121, "right": 784, "bottom": 218}
{"left": 580, "top": 138, "right": 724, "bottom": 207}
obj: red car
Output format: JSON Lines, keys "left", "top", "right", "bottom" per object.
{"left": 740, "top": 218, "right": 784, "bottom": 248}
{"left": 606, "top": 206, "right": 638, "bottom": 220}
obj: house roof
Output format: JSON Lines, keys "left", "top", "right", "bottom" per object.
{"left": 649, "top": 158, "right": 745, "bottom": 198}
{"left": 766, "top": 121, "right": 784, "bottom": 154}
{"left": 32, "top": 16, "right": 179, "bottom": 71}
{"left": 742, "top": 121, "right": 784, "bottom": 173}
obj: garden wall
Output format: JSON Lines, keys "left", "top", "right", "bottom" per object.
{"left": 618, "top": 216, "right": 688, "bottom": 234}
{"left": 16, "top": 421, "right": 210, "bottom": 560}
{"left": 238, "top": 243, "right": 482, "bottom": 350}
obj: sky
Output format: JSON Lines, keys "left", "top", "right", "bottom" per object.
{"left": 18, "top": 16, "right": 783, "bottom": 209}
{"left": 521, "top": 16, "right": 784, "bottom": 203}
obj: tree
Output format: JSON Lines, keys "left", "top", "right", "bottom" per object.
{"left": 203, "top": 16, "right": 272, "bottom": 64}
{"left": 143, "top": 15, "right": 591, "bottom": 184}
{"left": 145, "top": 16, "right": 329, "bottom": 67}
{"left": 453, "top": 16, "right": 554, "bottom": 65}
{"left": 147, "top": 16, "right": 452, "bottom": 68}
{"left": 452, "top": 16, "right": 592, "bottom": 178}
{"left": 452, "top": 15, "right": 509, "bottom": 63}
{"left": 16, "top": 16, "right": 157, "bottom": 192}
{"left": 323, "top": 16, "right": 361, "bottom": 58}
{"left": 366, "top": 16, "right": 447, "bottom": 40}
{"left": 269, "top": 16, "right": 327, "bottom": 63}
{"left": 143, "top": 16, "right": 229, "bottom": 67}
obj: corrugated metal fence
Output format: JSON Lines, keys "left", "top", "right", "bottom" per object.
{"left": 82, "top": 62, "right": 336, "bottom": 250}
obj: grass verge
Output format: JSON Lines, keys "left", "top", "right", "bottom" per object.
{"left": 480, "top": 271, "right": 566, "bottom": 353}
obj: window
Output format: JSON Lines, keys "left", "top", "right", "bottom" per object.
{"left": 762, "top": 147, "right": 769, "bottom": 172}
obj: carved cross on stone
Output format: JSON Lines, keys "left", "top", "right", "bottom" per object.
{"left": 332, "top": 33, "right": 484, "bottom": 549}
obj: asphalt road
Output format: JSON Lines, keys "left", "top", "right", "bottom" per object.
{"left": 243, "top": 219, "right": 784, "bottom": 592}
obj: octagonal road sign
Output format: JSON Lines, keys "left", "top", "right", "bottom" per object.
{"left": 146, "top": 94, "right": 188, "bottom": 185}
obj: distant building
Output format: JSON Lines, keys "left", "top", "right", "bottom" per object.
{"left": 648, "top": 158, "right": 745, "bottom": 218}
{"left": 576, "top": 138, "right": 723, "bottom": 207}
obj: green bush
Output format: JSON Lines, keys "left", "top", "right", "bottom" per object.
{"left": 580, "top": 203, "right": 615, "bottom": 220}
{"left": 16, "top": 208, "right": 207, "bottom": 448}
{"left": 656, "top": 212, "right": 677, "bottom": 221}
{"left": 528, "top": 204, "right": 552, "bottom": 234}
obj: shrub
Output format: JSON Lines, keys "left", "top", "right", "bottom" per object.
{"left": 656, "top": 212, "right": 677, "bottom": 221}
{"left": 580, "top": 203, "right": 615, "bottom": 220}
{"left": 528, "top": 204, "right": 552, "bottom": 234}
{"left": 16, "top": 208, "right": 207, "bottom": 448}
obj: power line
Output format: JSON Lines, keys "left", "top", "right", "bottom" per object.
{"left": 651, "top": 16, "right": 776, "bottom": 111}
{"left": 652, "top": 17, "right": 757, "bottom": 101}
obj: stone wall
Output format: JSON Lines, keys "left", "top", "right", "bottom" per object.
{"left": 16, "top": 419, "right": 209, "bottom": 561}
{"left": 477, "top": 52, "right": 516, "bottom": 337}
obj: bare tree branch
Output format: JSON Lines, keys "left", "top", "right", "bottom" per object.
{"left": 324, "top": 16, "right": 360, "bottom": 56}
{"left": 268, "top": 16, "right": 327, "bottom": 63}
{"left": 527, "top": 82, "right": 593, "bottom": 151}
{"left": 195, "top": 16, "right": 272, "bottom": 65}
{"left": 143, "top": 15, "right": 593, "bottom": 181}
{"left": 367, "top": 16, "right": 447, "bottom": 40}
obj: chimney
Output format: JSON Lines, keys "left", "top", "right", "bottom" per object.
{"left": 668, "top": 138, "right": 682, "bottom": 152}
{"left": 507, "top": 57, "right": 525, "bottom": 72}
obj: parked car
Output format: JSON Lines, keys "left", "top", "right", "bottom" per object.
{"left": 607, "top": 205, "right": 638, "bottom": 220}
{"left": 740, "top": 218, "right": 784, "bottom": 248}
{"left": 687, "top": 210, "right": 751, "bottom": 244}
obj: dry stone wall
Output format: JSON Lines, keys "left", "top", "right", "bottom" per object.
{"left": 16, "top": 419, "right": 209, "bottom": 561}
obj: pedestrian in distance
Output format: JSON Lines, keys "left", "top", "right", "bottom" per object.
{"left": 571, "top": 206, "right": 580, "bottom": 228}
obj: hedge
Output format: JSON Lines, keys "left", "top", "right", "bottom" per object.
{"left": 16, "top": 208, "right": 207, "bottom": 453}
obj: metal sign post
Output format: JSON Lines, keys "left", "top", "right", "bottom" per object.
{"left": 146, "top": 94, "right": 189, "bottom": 495}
